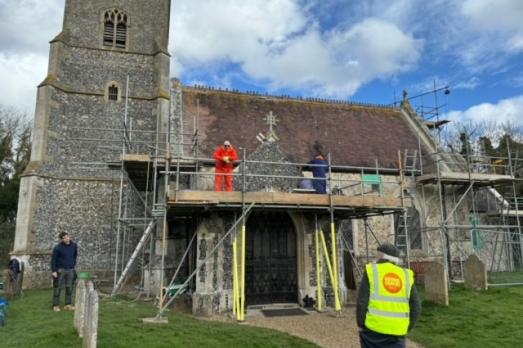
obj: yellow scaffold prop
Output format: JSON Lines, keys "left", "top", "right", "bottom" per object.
{"left": 232, "top": 224, "right": 246, "bottom": 321}
{"left": 315, "top": 216, "right": 342, "bottom": 313}
{"left": 315, "top": 220, "right": 323, "bottom": 311}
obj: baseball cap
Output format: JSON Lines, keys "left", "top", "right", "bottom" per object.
{"left": 377, "top": 243, "right": 401, "bottom": 258}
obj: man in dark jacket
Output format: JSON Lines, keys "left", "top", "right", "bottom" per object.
{"left": 305, "top": 143, "right": 328, "bottom": 194}
{"left": 356, "top": 243, "right": 421, "bottom": 348}
{"left": 51, "top": 232, "right": 78, "bottom": 312}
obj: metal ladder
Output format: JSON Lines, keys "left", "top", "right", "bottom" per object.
{"left": 397, "top": 150, "right": 413, "bottom": 267}
{"left": 403, "top": 149, "right": 418, "bottom": 176}
{"left": 395, "top": 208, "right": 411, "bottom": 267}
{"left": 112, "top": 219, "right": 157, "bottom": 296}
{"left": 340, "top": 225, "right": 363, "bottom": 278}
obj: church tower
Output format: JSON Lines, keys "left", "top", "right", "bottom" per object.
{"left": 13, "top": 0, "right": 171, "bottom": 287}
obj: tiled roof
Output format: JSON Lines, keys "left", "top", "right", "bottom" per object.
{"left": 181, "top": 87, "right": 424, "bottom": 169}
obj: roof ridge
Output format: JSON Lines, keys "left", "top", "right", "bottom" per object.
{"left": 183, "top": 84, "right": 395, "bottom": 110}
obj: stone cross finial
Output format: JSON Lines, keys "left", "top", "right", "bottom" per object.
{"left": 264, "top": 111, "right": 279, "bottom": 142}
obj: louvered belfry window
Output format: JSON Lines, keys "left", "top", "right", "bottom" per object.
{"left": 103, "top": 9, "right": 128, "bottom": 49}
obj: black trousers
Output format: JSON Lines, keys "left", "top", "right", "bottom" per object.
{"left": 359, "top": 328, "right": 406, "bottom": 348}
{"left": 53, "top": 269, "right": 76, "bottom": 306}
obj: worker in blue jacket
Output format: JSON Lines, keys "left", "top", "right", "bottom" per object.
{"left": 305, "top": 144, "right": 328, "bottom": 194}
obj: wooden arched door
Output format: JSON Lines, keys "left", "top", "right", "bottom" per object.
{"left": 245, "top": 211, "right": 297, "bottom": 305}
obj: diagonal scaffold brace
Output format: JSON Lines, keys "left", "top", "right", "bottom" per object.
{"left": 148, "top": 202, "right": 256, "bottom": 322}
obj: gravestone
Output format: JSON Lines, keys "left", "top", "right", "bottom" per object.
{"left": 2, "top": 270, "right": 13, "bottom": 298}
{"left": 74, "top": 279, "right": 87, "bottom": 336}
{"left": 192, "top": 293, "right": 213, "bottom": 317}
{"left": 463, "top": 254, "right": 488, "bottom": 290}
{"left": 83, "top": 281, "right": 98, "bottom": 348}
{"left": 424, "top": 261, "right": 449, "bottom": 306}
{"left": 3, "top": 265, "right": 23, "bottom": 298}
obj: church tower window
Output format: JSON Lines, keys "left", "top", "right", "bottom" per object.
{"left": 108, "top": 84, "right": 119, "bottom": 101}
{"left": 103, "top": 9, "right": 128, "bottom": 49}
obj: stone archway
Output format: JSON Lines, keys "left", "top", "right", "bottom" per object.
{"left": 245, "top": 211, "right": 298, "bottom": 305}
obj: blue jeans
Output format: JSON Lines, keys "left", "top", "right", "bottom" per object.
{"left": 52, "top": 269, "right": 76, "bottom": 306}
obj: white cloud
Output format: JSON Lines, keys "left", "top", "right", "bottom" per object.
{"left": 0, "top": 0, "right": 63, "bottom": 112}
{"left": 171, "top": 0, "right": 306, "bottom": 64}
{"left": 460, "top": 0, "right": 523, "bottom": 57}
{"left": 445, "top": 95, "right": 523, "bottom": 126}
{"left": 330, "top": 19, "right": 421, "bottom": 79}
{"left": 0, "top": 53, "right": 48, "bottom": 113}
{"left": 453, "top": 77, "right": 480, "bottom": 90}
{"left": 0, "top": 0, "right": 63, "bottom": 54}
{"left": 2, "top": 0, "right": 520, "bottom": 114}
{"left": 171, "top": 1, "right": 422, "bottom": 97}
{"left": 462, "top": 0, "right": 523, "bottom": 32}
{"left": 331, "top": 0, "right": 523, "bottom": 74}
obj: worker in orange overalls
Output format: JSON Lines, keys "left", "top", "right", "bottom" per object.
{"left": 213, "top": 140, "right": 239, "bottom": 191}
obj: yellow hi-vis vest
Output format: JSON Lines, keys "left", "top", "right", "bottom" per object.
{"left": 364, "top": 262, "right": 414, "bottom": 336}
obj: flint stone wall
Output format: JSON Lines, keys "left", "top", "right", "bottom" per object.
{"left": 63, "top": 0, "right": 170, "bottom": 55}
{"left": 235, "top": 142, "right": 302, "bottom": 192}
{"left": 18, "top": 175, "right": 146, "bottom": 287}
{"left": 38, "top": 90, "right": 158, "bottom": 178}
{"left": 193, "top": 213, "right": 233, "bottom": 316}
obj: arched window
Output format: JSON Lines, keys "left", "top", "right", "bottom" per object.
{"left": 103, "top": 9, "right": 128, "bottom": 49}
{"left": 108, "top": 84, "right": 119, "bottom": 101}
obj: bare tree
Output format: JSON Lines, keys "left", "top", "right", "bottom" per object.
{"left": 442, "top": 119, "right": 522, "bottom": 156}
{"left": 0, "top": 105, "right": 32, "bottom": 266}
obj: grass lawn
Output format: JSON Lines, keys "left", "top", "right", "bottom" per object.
{"left": 0, "top": 289, "right": 318, "bottom": 348}
{"left": 488, "top": 271, "right": 523, "bottom": 285}
{"left": 410, "top": 285, "right": 523, "bottom": 348}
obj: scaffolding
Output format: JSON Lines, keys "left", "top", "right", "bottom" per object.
{"left": 96, "top": 89, "right": 418, "bottom": 320}
{"left": 62, "top": 85, "right": 522, "bottom": 320}
{"left": 415, "top": 140, "right": 523, "bottom": 285}
{"left": 394, "top": 83, "right": 523, "bottom": 287}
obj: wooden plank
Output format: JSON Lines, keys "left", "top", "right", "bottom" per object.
{"left": 417, "top": 172, "right": 513, "bottom": 184}
{"left": 270, "top": 192, "right": 329, "bottom": 205}
{"left": 172, "top": 191, "right": 241, "bottom": 203}
{"left": 487, "top": 210, "right": 522, "bottom": 217}
{"left": 121, "top": 155, "right": 195, "bottom": 167}
{"left": 169, "top": 190, "right": 408, "bottom": 208}
{"left": 121, "top": 154, "right": 151, "bottom": 162}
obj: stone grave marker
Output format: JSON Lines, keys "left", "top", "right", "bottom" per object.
{"left": 82, "top": 281, "right": 99, "bottom": 348}
{"left": 424, "top": 261, "right": 449, "bottom": 306}
{"left": 74, "top": 279, "right": 87, "bottom": 336}
{"left": 463, "top": 254, "right": 488, "bottom": 291}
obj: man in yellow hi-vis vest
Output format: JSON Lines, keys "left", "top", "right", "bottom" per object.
{"left": 356, "top": 243, "right": 421, "bottom": 348}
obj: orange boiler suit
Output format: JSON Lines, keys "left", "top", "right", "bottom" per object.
{"left": 213, "top": 145, "right": 239, "bottom": 191}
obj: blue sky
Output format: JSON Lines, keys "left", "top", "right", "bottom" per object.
{"left": 1, "top": 0, "right": 522, "bottom": 128}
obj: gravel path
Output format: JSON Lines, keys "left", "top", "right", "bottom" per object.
{"left": 208, "top": 306, "right": 423, "bottom": 348}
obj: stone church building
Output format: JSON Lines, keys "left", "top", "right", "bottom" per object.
{"left": 13, "top": 0, "right": 518, "bottom": 315}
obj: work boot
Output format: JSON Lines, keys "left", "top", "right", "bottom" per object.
{"left": 53, "top": 306, "right": 61, "bottom": 312}
{"left": 64, "top": 304, "right": 75, "bottom": 311}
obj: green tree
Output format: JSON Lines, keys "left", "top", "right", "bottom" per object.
{"left": 459, "top": 132, "right": 472, "bottom": 157}
{"left": 479, "top": 136, "right": 495, "bottom": 157}
{"left": 0, "top": 106, "right": 31, "bottom": 267}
